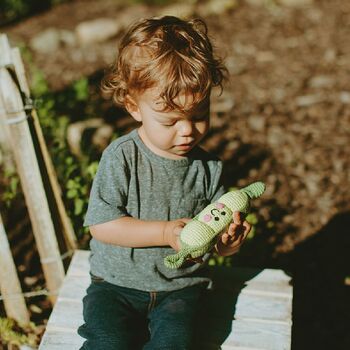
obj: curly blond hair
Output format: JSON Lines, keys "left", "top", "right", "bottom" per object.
{"left": 101, "top": 16, "right": 227, "bottom": 113}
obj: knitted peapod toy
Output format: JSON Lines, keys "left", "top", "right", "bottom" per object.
{"left": 164, "top": 182, "right": 266, "bottom": 269}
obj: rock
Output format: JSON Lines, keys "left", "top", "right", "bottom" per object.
{"left": 198, "top": 0, "right": 238, "bottom": 17}
{"left": 225, "top": 56, "right": 247, "bottom": 75}
{"left": 76, "top": 18, "right": 121, "bottom": 46}
{"left": 248, "top": 115, "right": 266, "bottom": 132}
{"left": 114, "top": 4, "right": 150, "bottom": 29}
{"left": 304, "top": 174, "right": 321, "bottom": 196}
{"left": 256, "top": 51, "right": 275, "bottom": 63}
{"left": 60, "top": 29, "right": 77, "bottom": 47}
{"left": 158, "top": 3, "right": 195, "bottom": 19}
{"left": 277, "top": 0, "right": 314, "bottom": 7}
{"left": 323, "top": 48, "right": 337, "bottom": 63}
{"left": 284, "top": 36, "right": 300, "bottom": 48}
{"left": 30, "top": 28, "right": 61, "bottom": 54}
{"left": 271, "top": 88, "right": 287, "bottom": 103}
{"left": 66, "top": 119, "right": 114, "bottom": 155}
{"left": 211, "top": 91, "right": 235, "bottom": 113}
{"left": 24, "top": 276, "right": 39, "bottom": 286}
{"left": 66, "top": 118, "right": 104, "bottom": 157}
{"left": 317, "top": 192, "right": 334, "bottom": 213}
{"left": 308, "top": 75, "right": 335, "bottom": 89}
{"left": 295, "top": 94, "right": 324, "bottom": 107}
{"left": 306, "top": 7, "right": 323, "bottom": 23}
{"left": 339, "top": 91, "right": 350, "bottom": 104}
{"left": 245, "top": 0, "right": 265, "bottom": 6}
{"left": 233, "top": 41, "right": 257, "bottom": 56}
{"left": 92, "top": 124, "right": 114, "bottom": 151}
{"left": 267, "top": 125, "right": 285, "bottom": 146}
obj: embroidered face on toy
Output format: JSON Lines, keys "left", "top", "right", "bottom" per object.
{"left": 197, "top": 202, "right": 232, "bottom": 231}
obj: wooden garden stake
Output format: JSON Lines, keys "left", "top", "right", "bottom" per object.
{"left": 0, "top": 48, "right": 64, "bottom": 304}
{"left": 0, "top": 212, "right": 30, "bottom": 324}
{"left": 11, "top": 46, "right": 77, "bottom": 251}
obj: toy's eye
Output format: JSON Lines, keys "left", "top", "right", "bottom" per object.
{"left": 221, "top": 211, "right": 226, "bottom": 216}
{"left": 211, "top": 208, "right": 222, "bottom": 221}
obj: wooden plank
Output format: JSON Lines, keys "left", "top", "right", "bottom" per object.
{"left": 239, "top": 284, "right": 292, "bottom": 298}
{"left": 222, "top": 319, "right": 291, "bottom": 350}
{"left": 45, "top": 299, "right": 83, "bottom": 330}
{"left": 234, "top": 292, "right": 292, "bottom": 324}
{"left": 211, "top": 267, "right": 292, "bottom": 297}
{"left": 58, "top": 275, "right": 89, "bottom": 301}
{"left": 39, "top": 329, "right": 84, "bottom": 350}
{"left": 40, "top": 250, "right": 292, "bottom": 349}
{"left": 66, "top": 250, "right": 90, "bottom": 277}
{"left": 194, "top": 266, "right": 292, "bottom": 350}
{"left": 39, "top": 251, "right": 90, "bottom": 349}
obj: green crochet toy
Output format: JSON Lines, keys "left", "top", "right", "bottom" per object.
{"left": 164, "top": 181, "right": 266, "bottom": 269}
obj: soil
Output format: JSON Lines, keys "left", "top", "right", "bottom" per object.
{"left": 1, "top": 0, "right": 350, "bottom": 349}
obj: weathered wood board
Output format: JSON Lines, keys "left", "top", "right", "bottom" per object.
{"left": 39, "top": 250, "right": 293, "bottom": 350}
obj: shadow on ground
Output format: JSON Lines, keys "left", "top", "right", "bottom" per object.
{"left": 290, "top": 211, "right": 350, "bottom": 350}
{"left": 193, "top": 267, "right": 262, "bottom": 350}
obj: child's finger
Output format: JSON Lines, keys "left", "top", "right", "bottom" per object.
{"left": 228, "top": 223, "right": 238, "bottom": 237}
{"left": 242, "top": 221, "right": 252, "bottom": 238}
{"left": 233, "top": 211, "right": 242, "bottom": 225}
{"left": 221, "top": 233, "right": 229, "bottom": 244}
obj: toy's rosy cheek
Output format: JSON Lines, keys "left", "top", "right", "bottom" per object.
{"left": 216, "top": 202, "right": 224, "bottom": 209}
{"left": 203, "top": 214, "right": 212, "bottom": 222}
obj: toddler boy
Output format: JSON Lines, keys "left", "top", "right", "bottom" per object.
{"left": 78, "top": 15, "right": 251, "bottom": 350}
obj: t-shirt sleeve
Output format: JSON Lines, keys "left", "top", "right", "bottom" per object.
{"left": 209, "top": 160, "right": 225, "bottom": 203}
{"left": 83, "top": 148, "right": 129, "bottom": 226}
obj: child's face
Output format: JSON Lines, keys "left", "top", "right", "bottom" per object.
{"left": 126, "top": 87, "right": 210, "bottom": 159}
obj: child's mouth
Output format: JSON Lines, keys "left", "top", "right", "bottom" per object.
{"left": 176, "top": 142, "right": 194, "bottom": 150}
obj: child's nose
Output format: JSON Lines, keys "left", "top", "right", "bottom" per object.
{"left": 178, "top": 119, "right": 193, "bottom": 136}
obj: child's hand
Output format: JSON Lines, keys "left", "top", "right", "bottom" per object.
{"left": 215, "top": 211, "right": 251, "bottom": 257}
{"left": 164, "top": 218, "right": 191, "bottom": 251}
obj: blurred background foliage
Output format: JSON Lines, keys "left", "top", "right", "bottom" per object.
{"left": 0, "top": 0, "right": 67, "bottom": 26}
{"left": 0, "top": 0, "right": 177, "bottom": 26}
{"left": 29, "top": 63, "right": 110, "bottom": 240}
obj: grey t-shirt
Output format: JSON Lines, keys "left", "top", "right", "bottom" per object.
{"left": 84, "top": 129, "right": 225, "bottom": 291}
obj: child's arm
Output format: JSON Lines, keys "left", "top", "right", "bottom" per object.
{"left": 215, "top": 211, "right": 251, "bottom": 256}
{"left": 89, "top": 217, "right": 190, "bottom": 251}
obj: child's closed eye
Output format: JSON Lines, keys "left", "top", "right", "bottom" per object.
{"left": 162, "top": 121, "right": 176, "bottom": 127}
{"left": 192, "top": 114, "right": 208, "bottom": 122}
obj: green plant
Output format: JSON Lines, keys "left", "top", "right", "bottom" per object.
{"left": 1, "top": 168, "right": 21, "bottom": 208}
{"left": 0, "top": 0, "right": 68, "bottom": 25}
{"left": 30, "top": 73, "right": 100, "bottom": 238}
{"left": 245, "top": 212, "right": 258, "bottom": 239}
{"left": 0, "top": 317, "right": 38, "bottom": 348}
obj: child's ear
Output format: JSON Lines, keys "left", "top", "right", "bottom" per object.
{"left": 125, "top": 95, "right": 142, "bottom": 122}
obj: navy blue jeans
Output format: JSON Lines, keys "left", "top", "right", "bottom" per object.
{"left": 77, "top": 275, "right": 206, "bottom": 350}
